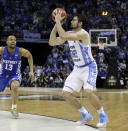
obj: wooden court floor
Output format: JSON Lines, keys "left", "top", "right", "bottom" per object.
{"left": 0, "top": 87, "right": 128, "bottom": 131}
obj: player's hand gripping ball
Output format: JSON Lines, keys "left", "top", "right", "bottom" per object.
{"left": 52, "top": 8, "right": 67, "bottom": 24}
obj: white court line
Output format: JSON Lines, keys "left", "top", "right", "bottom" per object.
{"left": 4, "top": 87, "right": 128, "bottom": 94}
{"left": 97, "top": 91, "right": 128, "bottom": 94}
{"left": 0, "top": 110, "right": 101, "bottom": 131}
{"left": 18, "top": 87, "right": 62, "bottom": 92}
{"left": 0, "top": 94, "right": 52, "bottom": 100}
{"left": 18, "top": 87, "right": 128, "bottom": 94}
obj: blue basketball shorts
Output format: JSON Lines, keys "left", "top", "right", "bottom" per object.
{"left": 0, "top": 75, "right": 22, "bottom": 92}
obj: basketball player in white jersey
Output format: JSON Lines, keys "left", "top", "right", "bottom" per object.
{"left": 49, "top": 11, "right": 108, "bottom": 128}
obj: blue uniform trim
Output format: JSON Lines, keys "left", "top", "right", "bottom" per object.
{"left": 87, "top": 62, "right": 97, "bottom": 87}
{"left": 75, "top": 61, "right": 93, "bottom": 68}
{"left": 79, "top": 44, "right": 87, "bottom": 65}
{"left": 79, "top": 44, "right": 92, "bottom": 67}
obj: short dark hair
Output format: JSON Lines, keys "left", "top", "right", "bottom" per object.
{"left": 73, "top": 14, "right": 84, "bottom": 23}
{"left": 7, "top": 35, "right": 16, "bottom": 41}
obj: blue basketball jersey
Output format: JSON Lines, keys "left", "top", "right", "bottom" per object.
{"left": 0, "top": 46, "right": 21, "bottom": 77}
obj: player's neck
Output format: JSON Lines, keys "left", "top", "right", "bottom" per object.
{"left": 7, "top": 47, "right": 15, "bottom": 55}
{"left": 74, "top": 27, "right": 82, "bottom": 32}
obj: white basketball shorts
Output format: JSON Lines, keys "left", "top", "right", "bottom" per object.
{"left": 63, "top": 62, "right": 98, "bottom": 93}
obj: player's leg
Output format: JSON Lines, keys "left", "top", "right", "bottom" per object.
{"left": 8, "top": 75, "right": 21, "bottom": 118}
{"left": 84, "top": 89, "right": 102, "bottom": 110}
{"left": 83, "top": 62, "right": 108, "bottom": 127}
{"left": 11, "top": 80, "right": 20, "bottom": 109}
{"left": 62, "top": 90, "right": 93, "bottom": 125}
{"left": 62, "top": 91, "right": 82, "bottom": 109}
{"left": 62, "top": 68, "right": 93, "bottom": 124}
{"left": 62, "top": 68, "right": 85, "bottom": 109}
{"left": 10, "top": 80, "right": 20, "bottom": 118}
{"left": 84, "top": 88, "right": 108, "bottom": 127}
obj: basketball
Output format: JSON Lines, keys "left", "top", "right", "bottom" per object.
{"left": 52, "top": 8, "right": 67, "bottom": 23}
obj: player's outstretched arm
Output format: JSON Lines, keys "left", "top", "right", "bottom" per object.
{"left": 20, "top": 48, "right": 34, "bottom": 82}
{"left": 49, "top": 24, "right": 66, "bottom": 46}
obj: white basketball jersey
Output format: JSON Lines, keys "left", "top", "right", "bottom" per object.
{"left": 68, "top": 29, "right": 94, "bottom": 68}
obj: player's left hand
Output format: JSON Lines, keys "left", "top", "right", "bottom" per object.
{"left": 29, "top": 72, "right": 34, "bottom": 82}
{"left": 55, "top": 10, "right": 65, "bottom": 24}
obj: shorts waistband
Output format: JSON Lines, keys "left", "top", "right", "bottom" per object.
{"left": 75, "top": 61, "right": 95, "bottom": 68}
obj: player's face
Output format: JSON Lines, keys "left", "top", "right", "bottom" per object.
{"left": 7, "top": 36, "right": 16, "bottom": 49}
{"left": 70, "top": 16, "right": 79, "bottom": 29}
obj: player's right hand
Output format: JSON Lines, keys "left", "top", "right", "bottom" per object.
{"left": 29, "top": 72, "right": 34, "bottom": 82}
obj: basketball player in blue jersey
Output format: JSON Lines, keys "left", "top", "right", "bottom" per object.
{"left": 0, "top": 35, "right": 34, "bottom": 118}
{"left": 49, "top": 11, "right": 108, "bottom": 128}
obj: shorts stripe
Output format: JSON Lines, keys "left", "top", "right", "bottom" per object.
{"left": 87, "top": 62, "right": 97, "bottom": 87}
{"left": 64, "top": 86, "right": 74, "bottom": 91}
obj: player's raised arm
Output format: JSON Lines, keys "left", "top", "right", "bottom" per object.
{"left": 56, "top": 25, "right": 87, "bottom": 41}
{"left": 55, "top": 11, "right": 88, "bottom": 42}
{"left": 19, "top": 48, "right": 34, "bottom": 82}
{"left": 49, "top": 24, "right": 66, "bottom": 46}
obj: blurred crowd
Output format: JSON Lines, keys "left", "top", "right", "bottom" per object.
{"left": 21, "top": 43, "right": 73, "bottom": 87}
{"left": 21, "top": 44, "right": 128, "bottom": 88}
{"left": 0, "top": 0, "right": 127, "bottom": 38}
{"left": 0, "top": 0, "right": 128, "bottom": 88}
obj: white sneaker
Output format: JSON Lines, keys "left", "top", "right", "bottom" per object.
{"left": 96, "top": 123, "right": 106, "bottom": 128}
{"left": 96, "top": 112, "right": 108, "bottom": 128}
{"left": 76, "top": 111, "right": 93, "bottom": 125}
{"left": 11, "top": 108, "right": 19, "bottom": 119}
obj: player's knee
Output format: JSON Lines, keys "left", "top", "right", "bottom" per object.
{"left": 84, "top": 89, "right": 93, "bottom": 98}
{"left": 61, "top": 91, "right": 72, "bottom": 99}
{"left": 11, "top": 86, "right": 18, "bottom": 92}
{"left": 11, "top": 81, "right": 20, "bottom": 91}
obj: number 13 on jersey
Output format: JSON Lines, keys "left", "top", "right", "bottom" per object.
{"left": 5, "top": 63, "right": 13, "bottom": 71}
